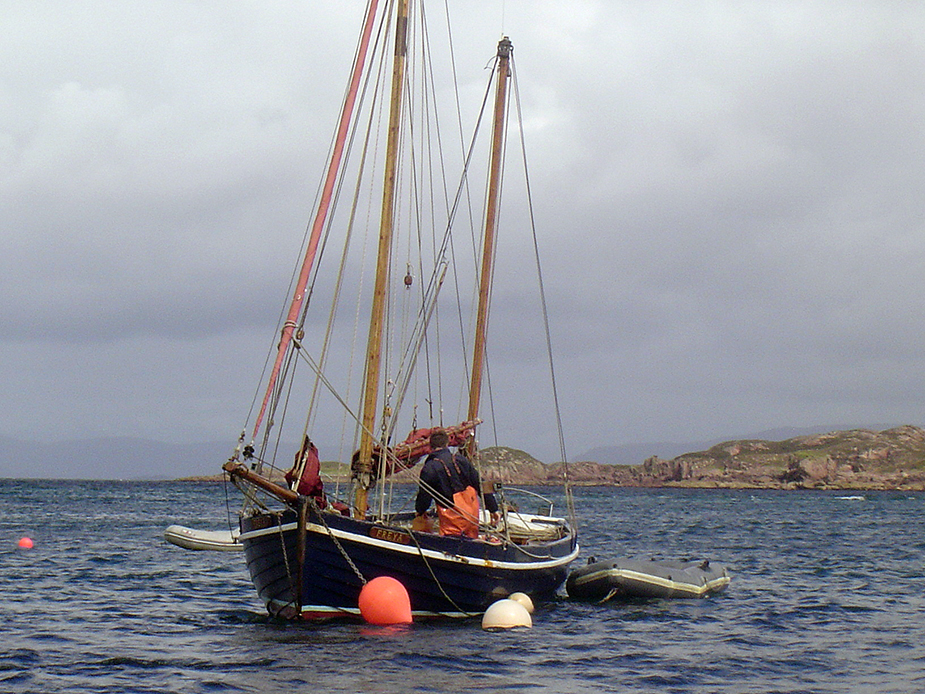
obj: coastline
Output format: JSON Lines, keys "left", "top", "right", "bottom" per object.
{"left": 187, "top": 425, "right": 925, "bottom": 491}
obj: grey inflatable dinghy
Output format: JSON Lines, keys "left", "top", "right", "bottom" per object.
{"left": 566, "top": 557, "right": 730, "bottom": 602}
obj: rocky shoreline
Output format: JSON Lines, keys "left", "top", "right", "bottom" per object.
{"left": 479, "top": 425, "right": 925, "bottom": 490}
{"left": 191, "top": 426, "right": 925, "bottom": 491}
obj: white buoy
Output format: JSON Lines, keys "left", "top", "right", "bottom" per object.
{"left": 508, "top": 592, "right": 534, "bottom": 614}
{"left": 481, "top": 598, "right": 532, "bottom": 630}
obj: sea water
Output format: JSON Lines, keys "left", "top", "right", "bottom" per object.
{"left": 1, "top": 479, "right": 922, "bottom": 693}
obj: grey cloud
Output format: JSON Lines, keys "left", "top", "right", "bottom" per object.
{"left": 3, "top": 1, "right": 925, "bottom": 468}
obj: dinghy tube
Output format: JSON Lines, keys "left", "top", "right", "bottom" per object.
{"left": 164, "top": 525, "right": 241, "bottom": 551}
{"left": 566, "top": 557, "right": 730, "bottom": 602}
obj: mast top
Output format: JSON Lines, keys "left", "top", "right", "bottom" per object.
{"left": 497, "top": 36, "right": 512, "bottom": 58}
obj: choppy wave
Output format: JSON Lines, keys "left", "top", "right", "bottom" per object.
{"left": 1, "top": 480, "right": 923, "bottom": 693}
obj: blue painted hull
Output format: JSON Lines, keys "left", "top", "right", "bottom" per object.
{"left": 239, "top": 507, "right": 578, "bottom": 620}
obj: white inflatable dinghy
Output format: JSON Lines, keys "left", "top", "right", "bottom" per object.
{"left": 164, "top": 524, "right": 241, "bottom": 551}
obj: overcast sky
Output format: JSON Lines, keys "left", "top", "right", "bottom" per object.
{"left": 3, "top": 1, "right": 924, "bottom": 469}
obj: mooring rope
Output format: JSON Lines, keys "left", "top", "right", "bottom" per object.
{"left": 276, "top": 511, "right": 299, "bottom": 615}
{"left": 405, "top": 527, "right": 479, "bottom": 618}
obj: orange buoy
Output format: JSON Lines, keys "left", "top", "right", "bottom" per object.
{"left": 358, "top": 576, "right": 412, "bottom": 625}
{"left": 18, "top": 537, "right": 34, "bottom": 549}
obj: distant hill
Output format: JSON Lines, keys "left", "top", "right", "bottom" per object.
{"left": 656, "top": 425, "right": 925, "bottom": 490}
{"left": 0, "top": 436, "right": 233, "bottom": 480}
{"left": 572, "top": 425, "right": 898, "bottom": 465}
{"left": 563, "top": 426, "right": 925, "bottom": 490}
{"left": 575, "top": 441, "right": 715, "bottom": 467}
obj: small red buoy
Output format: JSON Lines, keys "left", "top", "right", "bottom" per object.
{"left": 358, "top": 576, "right": 412, "bottom": 625}
{"left": 18, "top": 537, "right": 34, "bottom": 549}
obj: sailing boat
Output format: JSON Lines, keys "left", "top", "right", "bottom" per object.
{"left": 221, "top": 0, "right": 578, "bottom": 620}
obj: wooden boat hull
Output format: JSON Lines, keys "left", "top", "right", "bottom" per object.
{"left": 566, "top": 558, "right": 730, "bottom": 602}
{"left": 239, "top": 507, "right": 578, "bottom": 620}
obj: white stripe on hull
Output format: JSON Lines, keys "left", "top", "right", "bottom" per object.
{"left": 239, "top": 521, "right": 579, "bottom": 571}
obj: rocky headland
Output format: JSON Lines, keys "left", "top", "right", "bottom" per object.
{"left": 472, "top": 425, "right": 925, "bottom": 490}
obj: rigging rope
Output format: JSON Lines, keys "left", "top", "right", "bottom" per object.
{"left": 510, "top": 54, "right": 576, "bottom": 527}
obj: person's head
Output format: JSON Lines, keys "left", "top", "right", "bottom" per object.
{"left": 429, "top": 428, "right": 449, "bottom": 449}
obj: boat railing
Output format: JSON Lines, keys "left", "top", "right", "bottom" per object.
{"left": 494, "top": 484, "right": 557, "bottom": 518}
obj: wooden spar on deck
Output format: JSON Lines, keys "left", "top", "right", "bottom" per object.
{"left": 355, "top": 0, "right": 410, "bottom": 518}
{"left": 467, "top": 37, "right": 513, "bottom": 447}
{"left": 222, "top": 461, "right": 299, "bottom": 505}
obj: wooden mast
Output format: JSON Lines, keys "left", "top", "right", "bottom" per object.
{"left": 250, "top": 0, "right": 381, "bottom": 444}
{"left": 355, "top": 0, "right": 410, "bottom": 517}
{"left": 466, "top": 37, "right": 512, "bottom": 450}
